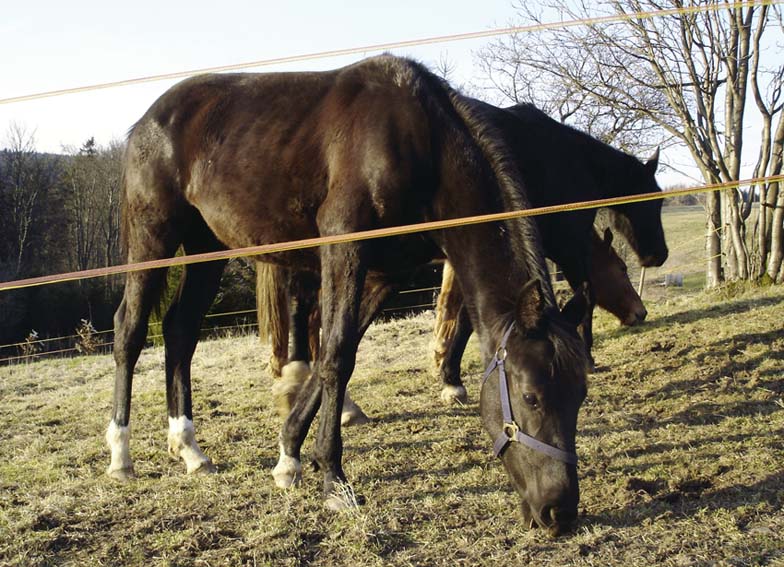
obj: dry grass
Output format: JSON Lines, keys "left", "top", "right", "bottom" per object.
{"left": 1, "top": 280, "right": 783, "bottom": 566}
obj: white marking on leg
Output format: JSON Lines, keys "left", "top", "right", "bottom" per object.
{"left": 167, "top": 416, "right": 214, "bottom": 474}
{"left": 272, "top": 361, "right": 311, "bottom": 418}
{"left": 440, "top": 385, "right": 468, "bottom": 404}
{"left": 272, "top": 441, "right": 302, "bottom": 489}
{"left": 105, "top": 420, "right": 134, "bottom": 480}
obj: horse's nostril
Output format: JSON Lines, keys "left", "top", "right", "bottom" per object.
{"left": 539, "top": 505, "right": 554, "bottom": 526}
{"left": 538, "top": 505, "right": 564, "bottom": 526}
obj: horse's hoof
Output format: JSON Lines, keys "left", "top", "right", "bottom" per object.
{"left": 440, "top": 385, "right": 468, "bottom": 405}
{"left": 106, "top": 466, "right": 135, "bottom": 482}
{"left": 272, "top": 468, "right": 301, "bottom": 489}
{"left": 324, "top": 485, "right": 362, "bottom": 511}
{"left": 341, "top": 407, "right": 371, "bottom": 427}
{"left": 272, "top": 456, "right": 302, "bottom": 489}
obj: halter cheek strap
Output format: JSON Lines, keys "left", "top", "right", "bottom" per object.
{"left": 482, "top": 323, "right": 578, "bottom": 466}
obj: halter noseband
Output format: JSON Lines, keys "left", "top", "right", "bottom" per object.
{"left": 482, "top": 323, "right": 578, "bottom": 466}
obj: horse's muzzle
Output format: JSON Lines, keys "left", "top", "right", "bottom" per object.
{"left": 640, "top": 249, "right": 668, "bottom": 268}
{"left": 521, "top": 500, "right": 578, "bottom": 537}
{"left": 623, "top": 307, "right": 648, "bottom": 326}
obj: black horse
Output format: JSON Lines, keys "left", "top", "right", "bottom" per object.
{"left": 433, "top": 101, "right": 667, "bottom": 402}
{"left": 108, "top": 55, "right": 588, "bottom": 534}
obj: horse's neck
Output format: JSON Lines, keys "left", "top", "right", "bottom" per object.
{"left": 583, "top": 143, "right": 636, "bottom": 199}
{"left": 438, "top": 220, "right": 527, "bottom": 347}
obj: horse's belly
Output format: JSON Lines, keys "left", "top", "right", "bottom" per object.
{"left": 185, "top": 166, "right": 322, "bottom": 268}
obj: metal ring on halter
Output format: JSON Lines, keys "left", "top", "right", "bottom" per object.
{"left": 503, "top": 422, "right": 519, "bottom": 440}
{"left": 495, "top": 346, "right": 508, "bottom": 361}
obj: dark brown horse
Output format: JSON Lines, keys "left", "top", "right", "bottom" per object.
{"left": 425, "top": 100, "right": 667, "bottom": 403}
{"left": 108, "top": 55, "right": 588, "bottom": 533}
{"left": 589, "top": 228, "right": 647, "bottom": 327}
{"left": 261, "top": 100, "right": 667, "bottom": 407}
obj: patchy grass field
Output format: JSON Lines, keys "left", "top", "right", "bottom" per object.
{"left": 1, "top": 280, "right": 783, "bottom": 566}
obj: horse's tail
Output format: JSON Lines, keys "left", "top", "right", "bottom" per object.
{"left": 433, "top": 261, "right": 463, "bottom": 371}
{"left": 256, "top": 261, "right": 289, "bottom": 378}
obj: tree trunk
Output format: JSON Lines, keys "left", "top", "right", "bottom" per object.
{"left": 768, "top": 180, "right": 784, "bottom": 279}
{"left": 707, "top": 190, "right": 723, "bottom": 287}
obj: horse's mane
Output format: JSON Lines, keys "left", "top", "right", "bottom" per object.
{"left": 374, "top": 57, "right": 587, "bottom": 373}
{"left": 446, "top": 93, "right": 555, "bottom": 306}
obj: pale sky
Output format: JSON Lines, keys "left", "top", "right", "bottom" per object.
{"left": 0, "top": 1, "right": 518, "bottom": 147}
{"left": 0, "top": 1, "right": 717, "bottom": 186}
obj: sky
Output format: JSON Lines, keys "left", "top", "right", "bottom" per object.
{"left": 0, "top": 1, "right": 715, "bottom": 186}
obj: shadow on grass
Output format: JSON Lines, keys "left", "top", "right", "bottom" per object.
{"left": 595, "top": 294, "right": 783, "bottom": 342}
{"left": 598, "top": 428, "right": 784, "bottom": 464}
{"left": 583, "top": 470, "right": 784, "bottom": 531}
{"left": 370, "top": 406, "right": 475, "bottom": 426}
{"left": 629, "top": 328, "right": 784, "bottom": 403}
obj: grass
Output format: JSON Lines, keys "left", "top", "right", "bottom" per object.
{"left": 1, "top": 279, "right": 783, "bottom": 566}
{"left": 608, "top": 204, "right": 709, "bottom": 301}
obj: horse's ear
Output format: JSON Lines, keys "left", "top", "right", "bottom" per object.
{"left": 560, "top": 282, "right": 589, "bottom": 329}
{"left": 603, "top": 227, "right": 614, "bottom": 248}
{"left": 644, "top": 147, "right": 660, "bottom": 175}
{"left": 515, "top": 279, "right": 546, "bottom": 330}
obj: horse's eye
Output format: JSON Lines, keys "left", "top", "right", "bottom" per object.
{"left": 523, "top": 393, "right": 539, "bottom": 408}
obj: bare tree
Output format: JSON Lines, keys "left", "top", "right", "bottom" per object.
{"left": 475, "top": 0, "right": 784, "bottom": 284}
{"left": 62, "top": 138, "right": 124, "bottom": 275}
{"left": 0, "top": 123, "right": 60, "bottom": 278}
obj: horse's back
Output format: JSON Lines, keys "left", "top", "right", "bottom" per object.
{"left": 122, "top": 57, "right": 437, "bottom": 255}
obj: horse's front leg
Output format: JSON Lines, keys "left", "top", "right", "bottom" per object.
{"left": 273, "top": 240, "right": 366, "bottom": 510}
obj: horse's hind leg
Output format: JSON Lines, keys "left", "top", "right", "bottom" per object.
{"left": 163, "top": 229, "right": 226, "bottom": 474}
{"left": 271, "top": 270, "right": 316, "bottom": 418}
{"left": 274, "top": 270, "right": 371, "bottom": 426}
{"left": 438, "top": 305, "right": 472, "bottom": 404}
{"left": 108, "top": 223, "right": 180, "bottom": 480}
{"left": 273, "top": 261, "right": 394, "bottom": 506}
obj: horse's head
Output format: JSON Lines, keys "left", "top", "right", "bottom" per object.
{"left": 590, "top": 228, "right": 647, "bottom": 326}
{"left": 610, "top": 149, "right": 668, "bottom": 268}
{"left": 480, "top": 279, "right": 589, "bottom": 536}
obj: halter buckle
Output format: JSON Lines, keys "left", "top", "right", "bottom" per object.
{"left": 503, "top": 422, "right": 519, "bottom": 441}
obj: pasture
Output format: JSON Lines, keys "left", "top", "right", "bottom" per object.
{"left": 1, "top": 207, "right": 783, "bottom": 566}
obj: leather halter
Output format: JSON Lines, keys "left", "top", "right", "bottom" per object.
{"left": 482, "top": 323, "right": 578, "bottom": 465}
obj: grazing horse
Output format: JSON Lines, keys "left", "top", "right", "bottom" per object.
{"left": 426, "top": 101, "right": 667, "bottom": 403}
{"left": 108, "top": 55, "right": 588, "bottom": 533}
{"left": 434, "top": 228, "right": 647, "bottom": 402}
{"left": 501, "top": 103, "right": 666, "bottom": 356}
{"left": 588, "top": 229, "right": 647, "bottom": 327}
